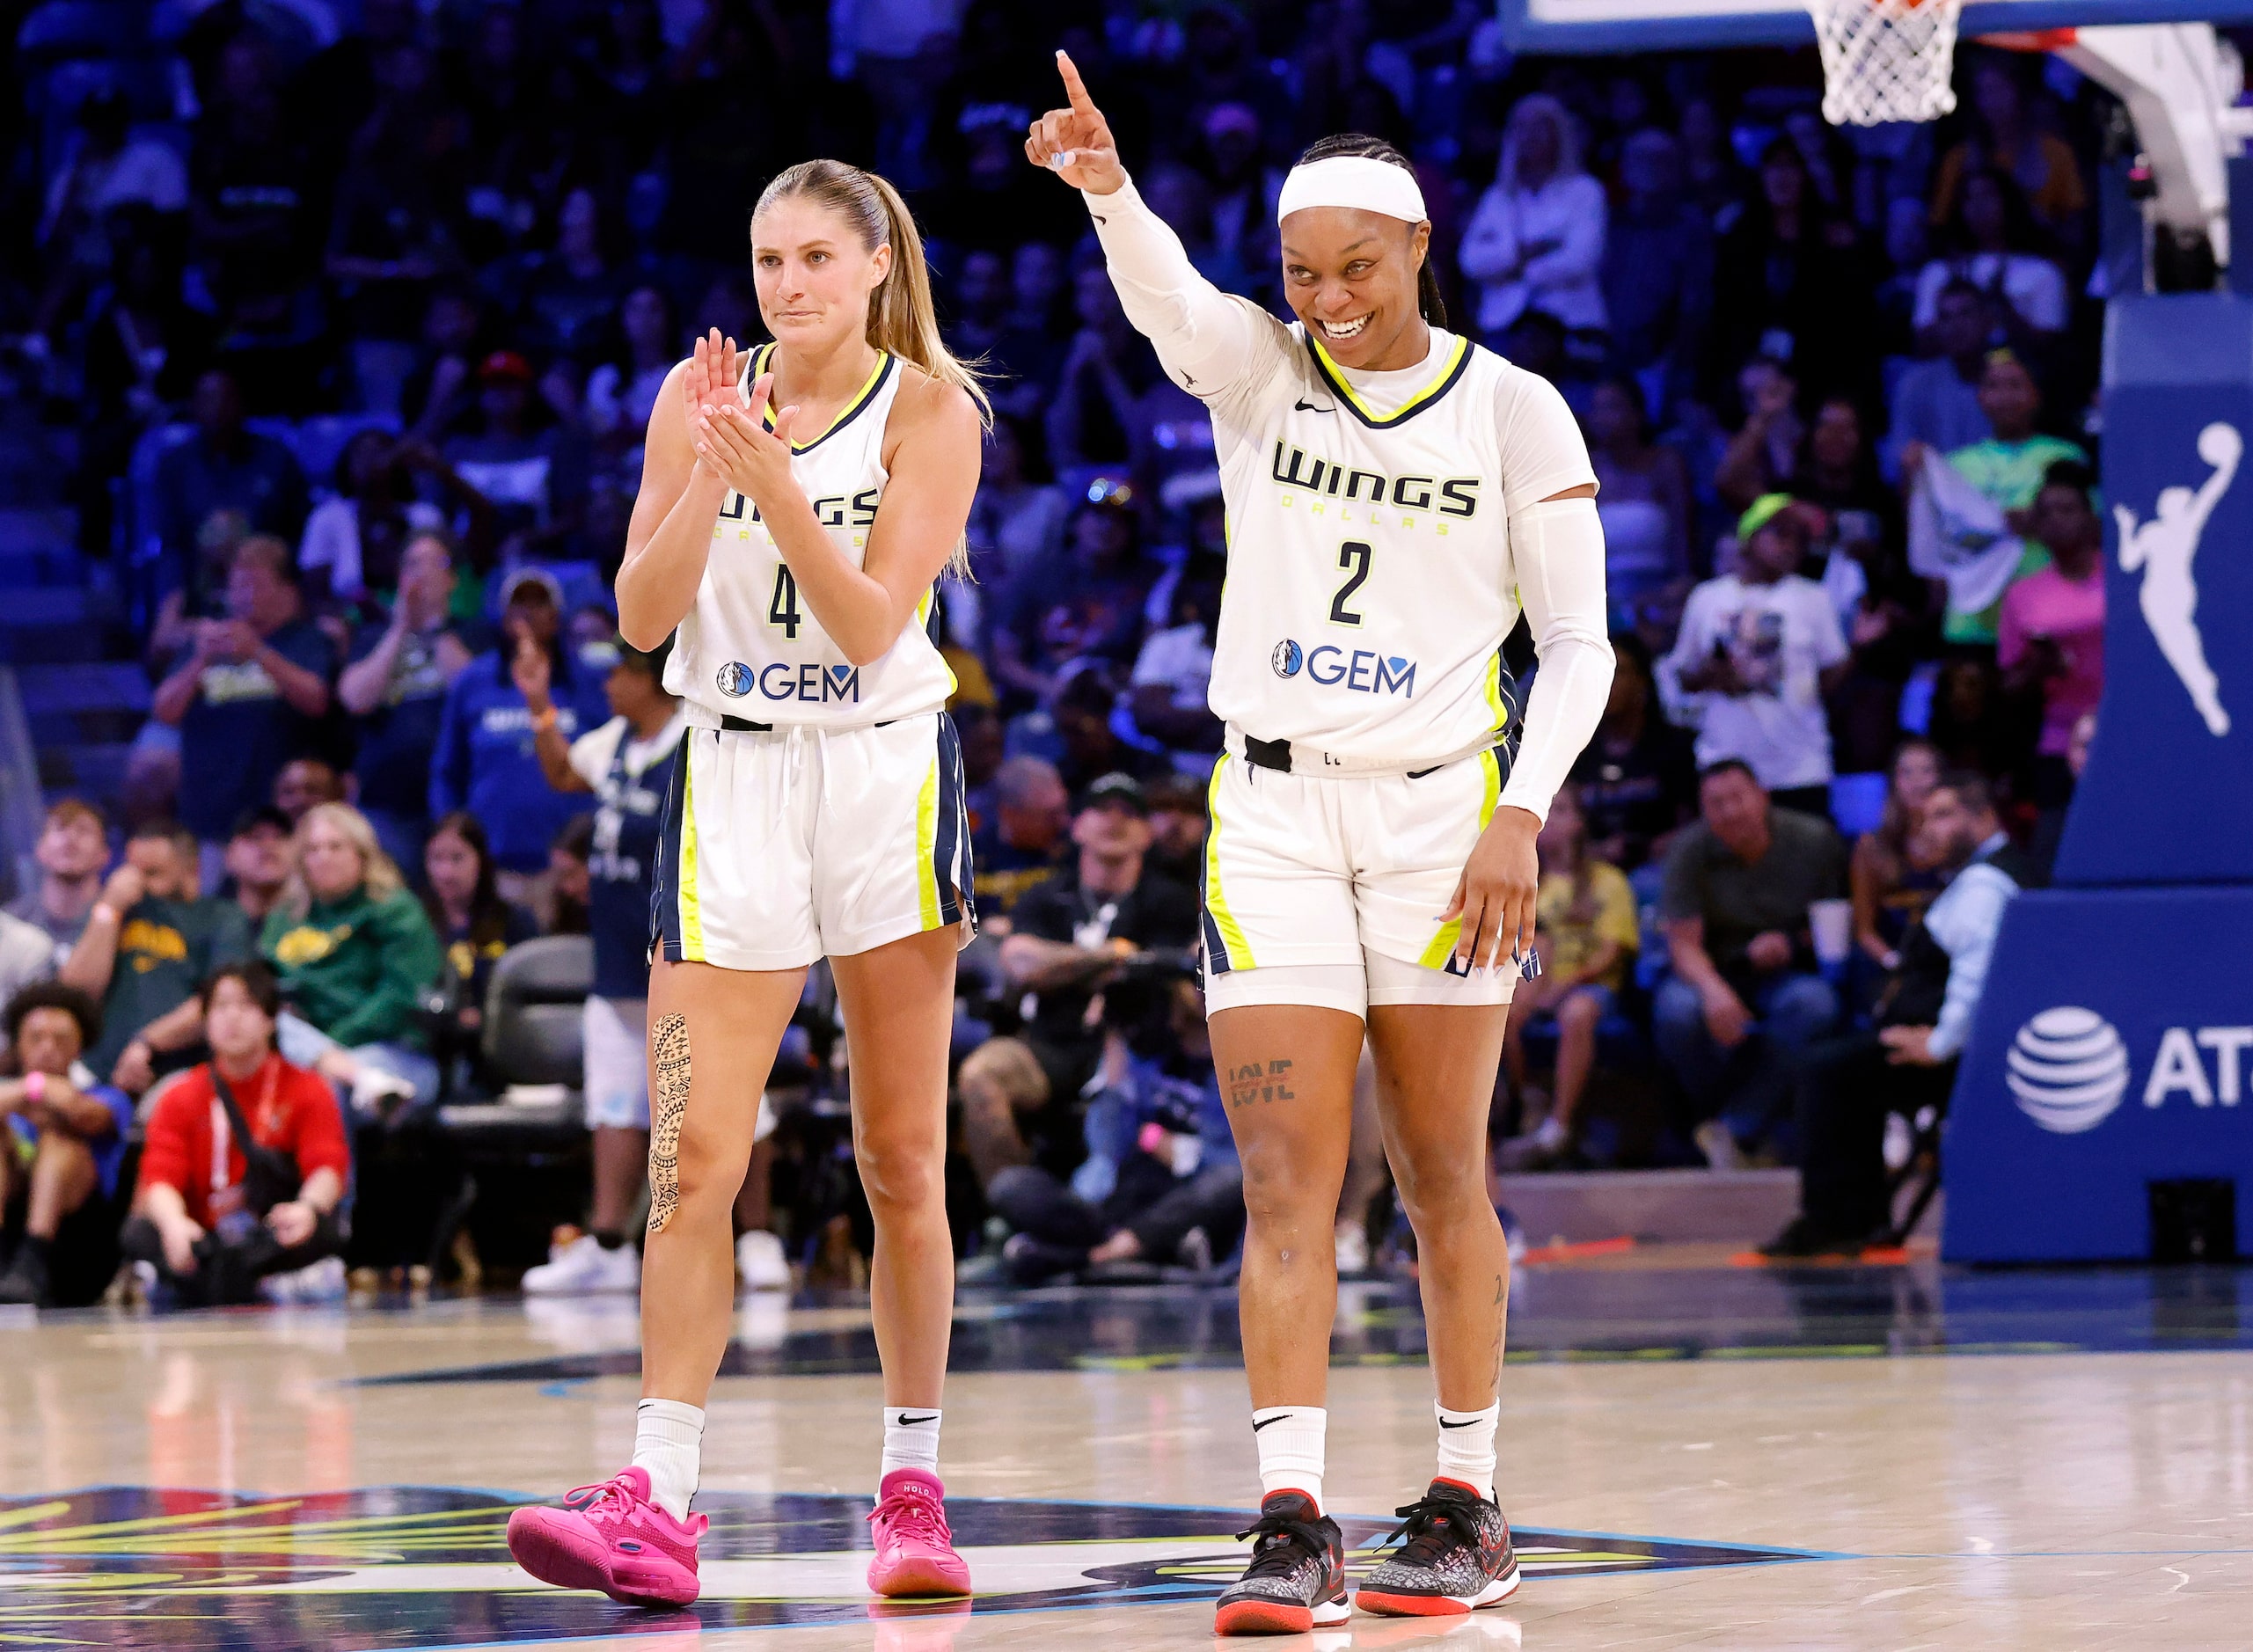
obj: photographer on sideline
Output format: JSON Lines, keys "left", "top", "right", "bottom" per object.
{"left": 991, "top": 971, "right": 1242, "bottom": 1283}
{"left": 958, "top": 773, "right": 1200, "bottom": 1203}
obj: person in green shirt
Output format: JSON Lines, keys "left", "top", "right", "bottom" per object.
{"left": 260, "top": 800, "right": 444, "bottom": 1120}
{"left": 1933, "top": 351, "right": 2088, "bottom": 646}
{"left": 59, "top": 818, "right": 252, "bottom": 1095}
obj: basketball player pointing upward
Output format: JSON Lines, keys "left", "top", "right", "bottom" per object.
{"left": 1032, "top": 55, "right": 1613, "bottom": 1633}
{"left": 507, "top": 161, "right": 984, "bottom": 1607}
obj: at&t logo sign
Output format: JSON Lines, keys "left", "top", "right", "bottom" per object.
{"left": 2008, "top": 1005, "right": 2253, "bottom": 1133}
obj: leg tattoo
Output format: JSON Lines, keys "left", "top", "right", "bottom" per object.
{"left": 647, "top": 1013, "right": 691, "bottom": 1236}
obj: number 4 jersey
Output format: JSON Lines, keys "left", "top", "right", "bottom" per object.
{"left": 663, "top": 344, "right": 957, "bottom": 730}
{"left": 1203, "top": 325, "right": 1595, "bottom": 765}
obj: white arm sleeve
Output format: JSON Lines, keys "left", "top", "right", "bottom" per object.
{"left": 1499, "top": 496, "right": 1615, "bottom": 822}
{"left": 1083, "top": 177, "right": 1284, "bottom": 401}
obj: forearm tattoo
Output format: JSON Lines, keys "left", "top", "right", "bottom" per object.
{"left": 647, "top": 1013, "right": 691, "bottom": 1236}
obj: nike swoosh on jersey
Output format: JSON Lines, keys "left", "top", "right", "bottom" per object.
{"left": 1293, "top": 399, "right": 1329, "bottom": 413}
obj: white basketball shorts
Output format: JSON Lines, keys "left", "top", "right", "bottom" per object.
{"left": 1200, "top": 745, "right": 1518, "bottom": 1017}
{"left": 652, "top": 713, "right": 975, "bottom": 972}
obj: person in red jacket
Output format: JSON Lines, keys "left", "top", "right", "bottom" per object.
{"left": 124, "top": 960, "right": 350, "bottom": 1305}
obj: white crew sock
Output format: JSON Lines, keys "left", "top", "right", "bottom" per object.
{"left": 633, "top": 1398, "right": 705, "bottom": 1522}
{"left": 1436, "top": 1399, "right": 1501, "bottom": 1503}
{"left": 1252, "top": 1406, "right": 1327, "bottom": 1510}
{"left": 882, "top": 1406, "right": 943, "bottom": 1479}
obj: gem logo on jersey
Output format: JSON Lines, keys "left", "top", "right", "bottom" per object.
{"left": 716, "top": 661, "right": 862, "bottom": 704}
{"left": 1270, "top": 640, "right": 1416, "bottom": 697}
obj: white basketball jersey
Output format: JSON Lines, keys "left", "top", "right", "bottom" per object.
{"left": 1207, "top": 328, "right": 1547, "bottom": 764}
{"left": 665, "top": 344, "right": 955, "bottom": 728}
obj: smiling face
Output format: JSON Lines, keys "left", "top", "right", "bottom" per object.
{"left": 750, "top": 194, "right": 890, "bottom": 354}
{"left": 1280, "top": 206, "right": 1430, "bottom": 370}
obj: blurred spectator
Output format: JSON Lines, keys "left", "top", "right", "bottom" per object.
{"left": 1848, "top": 738, "right": 1944, "bottom": 977}
{"left": 548, "top": 815, "right": 595, "bottom": 936}
{"left": 1460, "top": 96, "right": 1607, "bottom": 342}
{"left": 959, "top": 774, "right": 1198, "bottom": 1194}
{"left": 1916, "top": 168, "right": 2068, "bottom": 347}
{"left": 1766, "top": 772, "right": 2030, "bottom": 1254}
{"left": 967, "top": 415, "right": 1069, "bottom": 590}
{"left": 1143, "top": 772, "right": 1212, "bottom": 888}
{"left": 1930, "top": 350, "right": 2088, "bottom": 646}
{"left": 1052, "top": 671, "right": 1172, "bottom": 797}
{"left": 0, "top": 985, "right": 133, "bottom": 1306}
{"left": 221, "top": 807, "right": 295, "bottom": 930}
{"left": 1930, "top": 58, "right": 2087, "bottom": 241}
{"left": 1047, "top": 264, "right": 1170, "bottom": 476}
{"left": 261, "top": 802, "right": 444, "bottom": 1120}
{"left": 35, "top": 88, "right": 189, "bottom": 337}
{"left": 1999, "top": 464, "right": 2105, "bottom": 808}
{"left": 430, "top": 570, "right": 604, "bottom": 914}
{"left": 1663, "top": 497, "right": 1849, "bottom": 815}
{"left": 1129, "top": 555, "right": 1224, "bottom": 755}
{"left": 1708, "top": 138, "right": 1876, "bottom": 411}
{"left": 340, "top": 530, "right": 479, "bottom": 868}
{"left": 1656, "top": 761, "right": 1846, "bottom": 1166}
{"left": 443, "top": 353, "right": 589, "bottom": 557}
{"left": 124, "top": 961, "right": 349, "bottom": 1306}
{"left": 1587, "top": 376, "right": 1692, "bottom": 603}
{"left": 518, "top": 637, "right": 686, "bottom": 1295}
{"left": 1196, "top": 101, "right": 1282, "bottom": 302}
{"left": 1570, "top": 634, "right": 1697, "bottom": 872}
{"left": 0, "top": 910, "right": 55, "bottom": 1014}
{"left": 274, "top": 758, "right": 347, "bottom": 826}
{"left": 517, "top": 188, "right": 627, "bottom": 362}
{"left": 972, "top": 756, "right": 1071, "bottom": 915}
{"left": 1503, "top": 786, "right": 1640, "bottom": 1169}
{"left": 60, "top": 818, "right": 251, "bottom": 1096}
{"left": 1892, "top": 280, "right": 1994, "bottom": 457}
{"left": 152, "top": 537, "right": 338, "bottom": 858}
{"left": 1790, "top": 398, "right": 1903, "bottom": 616}
{"left": 150, "top": 370, "right": 310, "bottom": 613}
{"left": 1600, "top": 128, "right": 1713, "bottom": 405}
{"left": 1926, "top": 653, "right": 2030, "bottom": 778}
{"left": 419, "top": 812, "right": 537, "bottom": 1095}
{"left": 401, "top": 286, "right": 488, "bottom": 439}
{"left": 8, "top": 800, "right": 109, "bottom": 955}
{"left": 993, "top": 492, "right": 1152, "bottom": 705}
{"left": 584, "top": 286, "right": 679, "bottom": 450}
{"left": 299, "top": 433, "right": 484, "bottom": 606}
{"left": 989, "top": 988, "right": 1241, "bottom": 1283}
{"left": 1715, "top": 356, "right": 1801, "bottom": 513}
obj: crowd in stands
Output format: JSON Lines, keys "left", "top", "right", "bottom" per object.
{"left": 1, "top": 0, "right": 2140, "bottom": 1299}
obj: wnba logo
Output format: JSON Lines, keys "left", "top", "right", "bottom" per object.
{"left": 1271, "top": 640, "right": 1304, "bottom": 678}
{"left": 2007, "top": 1007, "right": 2132, "bottom": 1134}
{"left": 716, "top": 662, "right": 754, "bottom": 698}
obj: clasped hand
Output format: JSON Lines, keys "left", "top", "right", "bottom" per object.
{"left": 683, "top": 329, "right": 801, "bottom": 512}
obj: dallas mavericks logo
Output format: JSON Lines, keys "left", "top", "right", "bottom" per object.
{"left": 716, "top": 662, "right": 754, "bottom": 698}
{"left": 2008, "top": 1006, "right": 2132, "bottom": 1134}
{"left": 1272, "top": 640, "right": 1304, "bottom": 678}
{"left": 2115, "top": 421, "right": 2238, "bottom": 737}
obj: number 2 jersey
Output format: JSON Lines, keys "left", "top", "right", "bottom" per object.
{"left": 662, "top": 343, "right": 957, "bottom": 729}
{"left": 1082, "top": 177, "right": 1609, "bottom": 804}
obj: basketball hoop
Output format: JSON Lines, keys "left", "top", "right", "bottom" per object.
{"left": 1806, "top": 0, "right": 1964, "bottom": 126}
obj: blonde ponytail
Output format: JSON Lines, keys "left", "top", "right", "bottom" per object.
{"left": 754, "top": 160, "right": 990, "bottom": 575}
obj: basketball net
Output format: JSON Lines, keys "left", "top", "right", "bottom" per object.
{"left": 1806, "top": 0, "right": 1965, "bottom": 125}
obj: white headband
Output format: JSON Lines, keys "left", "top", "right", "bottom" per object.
{"left": 1276, "top": 156, "right": 1427, "bottom": 226}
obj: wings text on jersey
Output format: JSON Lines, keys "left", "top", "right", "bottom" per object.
{"left": 715, "top": 486, "right": 881, "bottom": 531}
{"left": 1269, "top": 441, "right": 1481, "bottom": 519}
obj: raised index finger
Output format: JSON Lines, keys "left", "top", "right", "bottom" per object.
{"left": 1055, "top": 49, "right": 1097, "bottom": 117}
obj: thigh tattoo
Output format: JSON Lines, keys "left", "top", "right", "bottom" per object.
{"left": 647, "top": 1013, "right": 691, "bottom": 1235}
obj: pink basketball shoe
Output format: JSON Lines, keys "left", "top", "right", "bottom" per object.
{"left": 506, "top": 1466, "right": 706, "bottom": 1607}
{"left": 866, "top": 1467, "right": 973, "bottom": 1598}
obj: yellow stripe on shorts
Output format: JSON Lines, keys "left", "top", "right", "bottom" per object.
{"left": 679, "top": 736, "right": 707, "bottom": 963}
{"left": 1418, "top": 748, "right": 1504, "bottom": 970}
{"left": 1203, "top": 755, "right": 1256, "bottom": 970}
{"left": 916, "top": 752, "right": 943, "bottom": 931}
